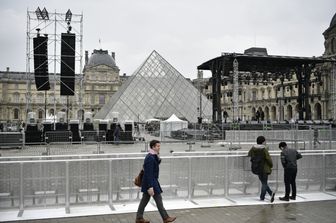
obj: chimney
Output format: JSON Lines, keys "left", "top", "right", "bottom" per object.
{"left": 111, "top": 52, "right": 115, "bottom": 60}
{"left": 85, "top": 51, "right": 89, "bottom": 65}
{"left": 6, "top": 67, "right": 9, "bottom": 72}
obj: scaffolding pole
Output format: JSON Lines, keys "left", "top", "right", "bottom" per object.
{"left": 233, "top": 58, "right": 239, "bottom": 121}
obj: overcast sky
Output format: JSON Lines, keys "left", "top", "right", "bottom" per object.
{"left": 0, "top": 0, "right": 335, "bottom": 79}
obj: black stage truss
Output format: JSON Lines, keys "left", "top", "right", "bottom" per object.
{"left": 198, "top": 50, "right": 335, "bottom": 123}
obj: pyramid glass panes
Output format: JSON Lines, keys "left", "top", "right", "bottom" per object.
{"left": 95, "top": 50, "right": 212, "bottom": 123}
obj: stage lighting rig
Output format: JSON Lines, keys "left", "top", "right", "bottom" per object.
{"left": 35, "top": 7, "right": 49, "bottom": 20}
{"left": 65, "top": 9, "right": 72, "bottom": 22}
{"left": 41, "top": 7, "right": 49, "bottom": 20}
{"left": 35, "top": 7, "right": 43, "bottom": 19}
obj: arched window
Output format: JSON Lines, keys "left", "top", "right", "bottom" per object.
{"left": 49, "top": 109, "right": 54, "bottom": 116}
{"left": 14, "top": 108, "right": 19, "bottom": 120}
{"left": 261, "top": 89, "right": 265, "bottom": 99}
{"left": 314, "top": 103, "right": 322, "bottom": 120}
{"left": 38, "top": 110, "right": 43, "bottom": 119}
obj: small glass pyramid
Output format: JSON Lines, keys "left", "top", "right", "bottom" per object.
{"left": 95, "top": 50, "right": 212, "bottom": 123}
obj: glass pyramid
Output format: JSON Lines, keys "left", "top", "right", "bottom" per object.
{"left": 94, "top": 50, "right": 212, "bottom": 123}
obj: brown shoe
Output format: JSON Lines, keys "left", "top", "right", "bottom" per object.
{"left": 135, "top": 218, "right": 150, "bottom": 223}
{"left": 163, "top": 216, "right": 176, "bottom": 223}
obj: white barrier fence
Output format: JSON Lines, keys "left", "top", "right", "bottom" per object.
{"left": 0, "top": 150, "right": 335, "bottom": 215}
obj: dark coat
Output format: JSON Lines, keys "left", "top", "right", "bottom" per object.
{"left": 113, "top": 126, "right": 120, "bottom": 137}
{"left": 281, "top": 147, "right": 302, "bottom": 169}
{"left": 141, "top": 153, "right": 163, "bottom": 194}
{"left": 248, "top": 144, "right": 273, "bottom": 175}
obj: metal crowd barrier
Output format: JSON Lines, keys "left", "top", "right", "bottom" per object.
{"left": 0, "top": 150, "right": 335, "bottom": 214}
{"left": 1, "top": 127, "right": 334, "bottom": 150}
{"left": 0, "top": 132, "right": 24, "bottom": 149}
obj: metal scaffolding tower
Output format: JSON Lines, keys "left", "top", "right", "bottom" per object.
{"left": 232, "top": 58, "right": 239, "bottom": 121}
{"left": 25, "top": 8, "right": 83, "bottom": 125}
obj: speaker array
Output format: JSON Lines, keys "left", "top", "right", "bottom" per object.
{"left": 60, "top": 33, "right": 76, "bottom": 95}
{"left": 33, "top": 36, "right": 50, "bottom": 91}
{"left": 33, "top": 33, "right": 76, "bottom": 95}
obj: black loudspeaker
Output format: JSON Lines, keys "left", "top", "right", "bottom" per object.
{"left": 60, "top": 33, "right": 76, "bottom": 95}
{"left": 42, "top": 123, "right": 53, "bottom": 142}
{"left": 33, "top": 36, "right": 50, "bottom": 91}
{"left": 25, "top": 124, "right": 42, "bottom": 143}
{"left": 125, "top": 124, "right": 133, "bottom": 132}
{"left": 70, "top": 123, "right": 80, "bottom": 142}
{"left": 56, "top": 122, "right": 68, "bottom": 131}
{"left": 83, "top": 123, "right": 94, "bottom": 131}
{"left": 99, "top": 124, "right": 107, "bottom": 131}
{"left": 26, "top": 125, "right": 38, "bottom": 132}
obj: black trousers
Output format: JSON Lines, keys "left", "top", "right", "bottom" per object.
{"left": 284, "top": 168, "right": 297, "bottom": 198}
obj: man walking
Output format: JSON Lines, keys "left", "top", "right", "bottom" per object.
{"left": 279, "top": 142, "right": 302, "bottom": 201}
{"left": 248, "top": 136, "right": 275, "bottom": 202}
{"left": 113, "top": 123, "right": 121, "bottom": 144}
{"left": 135, "top": 140, "right": 176, "bottom": 223}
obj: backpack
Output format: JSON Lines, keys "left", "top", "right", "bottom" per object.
{"left": 250, "top": 149, "right": 265, "bottom": 175}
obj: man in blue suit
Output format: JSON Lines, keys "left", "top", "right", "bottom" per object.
{"left": 135, "top": 140, "right": 176, "bottom": 223}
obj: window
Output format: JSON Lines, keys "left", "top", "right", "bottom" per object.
{"left": 38, "top": 110, "right": 43, "bottom": 119}
{"left": 13, "top": 93, "right": 19, "bottom": 103}
{"left": 37, "top": 94, "right": 44, "bottom": 103}
{"left": 252, "top": 91, "right": 257, "bottom": 101}
{"left": 14, "top": 108, "right": 19, "bottom": 119}
{"left": 99, "top": 95, "right": 105, "bottom": 104}
{"left": 49, "top": 109, "right": 54, "bottom": 116}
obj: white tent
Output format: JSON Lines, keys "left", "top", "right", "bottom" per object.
{"left": 160, "top": 114, "right": 188, "bottom": 137}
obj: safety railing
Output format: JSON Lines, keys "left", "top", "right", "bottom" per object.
{"left": 0, "top": 127, "right": 334, "bottom": 147}
{"left": 1, "top": 150, "right": 335, "bottom": 214}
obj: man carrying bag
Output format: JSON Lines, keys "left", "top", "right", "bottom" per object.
{"left": 135, "top": 140, "right": 176, "bottom": 223}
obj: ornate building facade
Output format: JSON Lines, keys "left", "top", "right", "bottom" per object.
{"left": 193, "top": 13, "right": 336, "bottom": 123}
{"left": 0, "top": 49, "right": 125, "bottom": 124}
